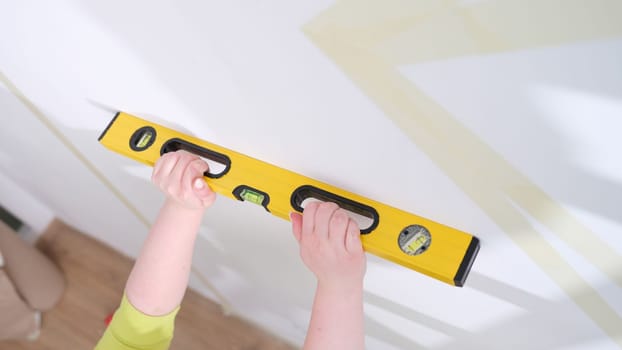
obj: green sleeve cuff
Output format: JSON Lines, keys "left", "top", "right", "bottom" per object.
{"left": 94, "top": 294, "right": 179, "bottom": 350}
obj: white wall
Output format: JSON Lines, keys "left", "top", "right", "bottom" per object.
{"left": 0, "top": 169, "right": 54, "bottom": 235}
{"left": 1, "top": 1, "right": 621, "bottom": 349}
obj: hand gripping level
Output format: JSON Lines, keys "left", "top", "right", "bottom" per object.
{"left": 99, "top": 112, "right": 480, "bottom": 286}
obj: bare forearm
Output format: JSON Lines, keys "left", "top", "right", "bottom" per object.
{"left": 125, "top": 199, "right": 203, "bottom": 316}
{"left": 304, "top": 282, "right": 365, "bottom": 350}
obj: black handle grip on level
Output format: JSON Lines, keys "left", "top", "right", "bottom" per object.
{"left": 160, "top": 138, "right": 232, "bottom": 179}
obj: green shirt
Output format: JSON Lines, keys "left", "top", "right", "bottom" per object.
{"left": 94, "top": 295, "right": 178, "bottom": 350}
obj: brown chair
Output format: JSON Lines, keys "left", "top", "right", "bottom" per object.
{"left": 0, "top": 220, "right": 65, "bottom": 340}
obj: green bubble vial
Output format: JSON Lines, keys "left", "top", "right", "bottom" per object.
{"left": 136, "top": 131, "right": 153, "bottom": 148}
{"left": 240, "top": 188, "right": 265, "bottom": 205}
{"left": 407, "top": 233, "right": 428, "bottom": 252}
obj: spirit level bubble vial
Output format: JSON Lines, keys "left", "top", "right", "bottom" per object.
{"left": 99, "top": 112, "right": 480, "bottom": 286}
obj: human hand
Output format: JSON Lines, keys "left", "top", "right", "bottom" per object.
{"left": 290, "top": 202, "right": 367, "bottom": 292}
{"left": 151, "top": 150, "right": 216, "bottom": 211}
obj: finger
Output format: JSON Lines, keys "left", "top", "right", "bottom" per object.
{"left": 183, "top": 159, "right": 210, "bottom": 199}
{"left": 345, "top": 219, "right": 363, "bottom": 254}
{"left": 152, "top": 152, "right": 176, "bottom": 181}
{"left": 193, "top": 160, "right": 210, "bottom": 191}
{"left": 290, "top": 212, "right": 303, "bottom": 243}
{"left": 301, "top": 201, "right": 320, "bottom": 241}
{"left": 152, "top": 155, "right": 164, "bottom": 183}
{"left": 328, "top": 209, "right": 349, "bottom": 248}
{"left": 190, "top": 160, "right": 216, "bottom": 207}
{"left": 169, "top": 152, "right": 196, "bottom": 195}
{"left": 153, "top": 152, "right": 179, "bottom": 190}
{"left": 313, "top": 202, "right": 339, "bottom": 241}
{"left": 192, "top": 158, "right": 209, "bottom": 177}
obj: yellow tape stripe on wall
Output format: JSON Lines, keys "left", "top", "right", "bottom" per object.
{"left": 304, "top": 0, "right": 622, "bottom": 346}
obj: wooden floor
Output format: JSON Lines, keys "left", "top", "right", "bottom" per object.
{"left": 0, "top": 220, "right": 295, "bottom": 350}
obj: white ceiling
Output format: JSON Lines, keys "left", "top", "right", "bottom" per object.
{"left": 1, "top": 1, "right": 621, "bottom": 349}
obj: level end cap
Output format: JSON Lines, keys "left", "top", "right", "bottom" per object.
{"left": 454, "top": 236, "right": 480, "bottom": 287}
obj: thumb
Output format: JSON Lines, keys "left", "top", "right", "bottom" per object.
{"left": 192, "top": 177, "right": 210, "bottom": 198}
{"left": 345, "top": 219, "right": 363, "bottom": 254}
{"left": 194, "top": 177, "right": 216, "bottom": 208}
{"left": 290, "top": 212, "right": 303, "bottom": 243}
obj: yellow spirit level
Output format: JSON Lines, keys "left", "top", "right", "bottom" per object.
{"left": 99, "top": 112, "right": 479, "bottom": 286}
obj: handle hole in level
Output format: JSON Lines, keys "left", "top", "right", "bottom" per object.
{"left": 301, "top": 197, "right": 374, "bottom": 231}
{"left": 290, "top": 185, "right": 379, "bottom": 234}
{"left": 161, "top": 138, "right": 231, "bottom": 178}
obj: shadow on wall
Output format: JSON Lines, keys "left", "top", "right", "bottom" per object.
{"left": 365, "top": 270, "right": 622, "bottom": 349}
{"left": 302, "top": 1, "right": 622, "bottom": 348}
{"left": 523, "top": 85, "right": 622, "bottom": 227}
{"left": 3, "top": 0, "right": 622, "bottom": 348}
